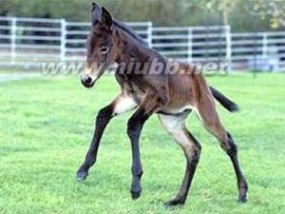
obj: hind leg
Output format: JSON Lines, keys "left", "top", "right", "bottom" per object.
{"left": 196, "top": 95, "right": 248, "bottom": 202}
{"left": 158, "top": 112, "right": 201, "bottom": 205}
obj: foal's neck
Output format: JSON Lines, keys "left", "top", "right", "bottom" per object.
{"left": 114, "top": 26, "right": 162, "bottom": 64}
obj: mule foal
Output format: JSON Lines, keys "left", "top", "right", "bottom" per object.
{"left": 77, "top": 2, "right": 248, "bottom": 205}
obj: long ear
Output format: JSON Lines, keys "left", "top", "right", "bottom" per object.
{"left": 91, "top": 2, "right": 102, "bottom": 26}
{"left": 101, "top": 7, "right": 113, "bottom": 28}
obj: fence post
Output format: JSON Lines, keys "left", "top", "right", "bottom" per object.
{"left": 60, "top": 19, "right": 66, "bottom": 62}
{"left": 262, "top": 33, "right": 268, "bottom": 58}
{"left": 225, "top": 25, "right": 232, "bottom": 73}
{"left": 147, "top": 22, "right": 152, "bottom": 48}
{"left": 187, "top": 28, "right": 192, "bottom": 62}
{"left": 10, "top": 17, "right": 17, "bottom": 65}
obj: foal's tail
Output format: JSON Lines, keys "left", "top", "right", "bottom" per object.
{"left": 210, "top": 86, "right": 239, "bottom": 113}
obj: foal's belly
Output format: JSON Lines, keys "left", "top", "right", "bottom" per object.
{"left": 128, "top": 89, "right": 194, "bottom": 115}
{"left": 158, "top": 74, "right": 195, "bottom": 114}
{"left": 158, "top": 104, "right": 194, "bottom": 115}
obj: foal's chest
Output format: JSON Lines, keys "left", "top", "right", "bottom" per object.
{"left": 115, "top": 73, "right": 147, "bottom": 103}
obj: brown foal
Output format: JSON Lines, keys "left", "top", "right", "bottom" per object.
{"left": 76, "top": 3, "right": 248, "bottom": 206}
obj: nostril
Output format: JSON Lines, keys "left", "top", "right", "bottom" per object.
{"left": 81, "top": 76, "right": 91, "bottom": 84}
{"left": 85, "top": 76, "right": 92, "bottom": 85}
{"left": 81, "top": 76, "right": 94, "bottom": 88}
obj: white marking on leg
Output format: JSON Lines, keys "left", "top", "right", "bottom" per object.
{"left": 113, "top": 96, "right": 137, "bottom": 116}
{"left": 159, "top": 114, "right": 185, "bottom": 132}
{"left": 158, "top": 114, "right": 192, "bottom": 149}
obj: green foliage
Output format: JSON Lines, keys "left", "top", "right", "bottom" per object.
{"left": 0, "top": 73, "right": 285, "bottom": 213}
{"left": 0, "top": 0, "right": 284, "bottom": 32}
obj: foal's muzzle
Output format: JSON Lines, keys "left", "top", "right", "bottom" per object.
{"left": 81, "top": 75, "right": 95, "bottom": 88}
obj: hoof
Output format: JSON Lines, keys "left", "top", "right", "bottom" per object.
{"left": 76, "top": 170, "right": 88, "bottom": 182}
{"left": 238, "top": 182, "right": 248, "bottom": 203}
{"left": 238, "top": 195, "right": 248, "bottom": 203}
{"left": 131, "top": 191, "right": 141, "bottom": 200}
{"left": 164, "top": 198, "right": 185, "bottom": 206}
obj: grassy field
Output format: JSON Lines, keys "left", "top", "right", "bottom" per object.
{"left": 0, "top": 73, "right": 284, "bottom": 214}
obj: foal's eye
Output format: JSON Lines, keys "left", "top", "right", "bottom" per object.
{"left": 100, "top": 46, "right": 109, "bottom": 54}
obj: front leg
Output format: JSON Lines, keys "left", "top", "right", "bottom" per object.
{"left": 127, "top": 96, "right": 159, "bottom": 199}
{"left": 76, "top": 93, "right": 137, "bottom": 181}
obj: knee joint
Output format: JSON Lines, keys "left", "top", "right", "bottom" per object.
{"left": 185, "top": 145, "right": 201, "bottom": 166}
{"left": 131, "top": 167, "right": 143, "bottom": 178}
{"left": 228, "top": 143, "right": 237, "bottom": 155}
{"left": 192, "top": 147, "right": 201, "bottom": 163}
{"left": 96, "top": 107, "right": 113, "bottom": 123}
{"left": 127, "top": 121, "right": 141, "bottom": 140}
{"left": 222, "top": 133, "right": 237, "bottom": 155}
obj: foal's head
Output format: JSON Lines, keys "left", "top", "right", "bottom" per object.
{"left": 81, "top": 3, "right": 117, "bottom": 88}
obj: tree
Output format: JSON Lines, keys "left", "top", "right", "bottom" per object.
{"left": 0, "top": 0, "right": 284, "bottom": 31}
{"left": 250, "top": 0, "right": 285, "bottom": 29}
{"left": 209, "top": 0, "right": 238, "bottom": 26}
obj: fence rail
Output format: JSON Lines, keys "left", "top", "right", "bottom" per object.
{"left": 0, "top": 16, "right": 284, "bottom": 71}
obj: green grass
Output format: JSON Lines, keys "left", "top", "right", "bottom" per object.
{"left": 0, "top": 73, "right": 285, "bottom": 214}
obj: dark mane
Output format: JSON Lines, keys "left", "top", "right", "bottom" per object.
{"left": 114, "top": 20, "right": 148, "bottom": 47}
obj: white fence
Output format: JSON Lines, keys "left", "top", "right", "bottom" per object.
{"left": 0, "top": 16, "right": 285, "bottom": 71}
{"left": 0, "top": 16, "right": 151, "bottom": 67}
